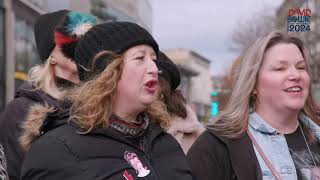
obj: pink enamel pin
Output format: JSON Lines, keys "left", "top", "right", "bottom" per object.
{"left": 123, "top": 170, "right": 134, "bottom": 180}
{"left": 124, "top": 151, "right": 150, "bottom": 177}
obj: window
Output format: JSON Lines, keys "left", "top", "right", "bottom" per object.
{"left": 14, "top": 17, "right": 40, "bottom": 90}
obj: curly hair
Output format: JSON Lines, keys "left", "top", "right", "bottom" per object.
{"left": 67, "top": 51, "right": 170, "bottom": 133}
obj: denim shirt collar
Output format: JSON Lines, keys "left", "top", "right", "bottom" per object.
{"left": 249, "top": 111, "right": 320, "bottom": 139}
{"left": 248, "top": 112, "right": 278, "bottom": 134}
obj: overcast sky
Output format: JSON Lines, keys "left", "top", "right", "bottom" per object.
{"left": 152, "top": 0, "right": 284, "bottom": 75}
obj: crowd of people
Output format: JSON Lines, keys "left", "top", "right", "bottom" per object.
{"left": 0, "top": 9, "right": 319, "bottom": 180}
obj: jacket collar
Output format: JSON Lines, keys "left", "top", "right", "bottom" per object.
{"left": 249, "top": 111, "right": 320, "bottom": 139}
{"left": 248, "top": 112, "right": 278, "bottom": 134}
{"left": 72, "top": 119, "right": 165, "bottom": 151}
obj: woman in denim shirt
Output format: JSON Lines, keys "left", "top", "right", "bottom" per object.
{"left": 187, "top": 31, "right": 320, "bottom": 180}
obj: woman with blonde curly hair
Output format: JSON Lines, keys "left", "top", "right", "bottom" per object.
{"left": 20, "top": 22, "right": 194, "bottom": 180}
{"left": 0, "top": 10, "right": 96, "bottom": 180}
{"left": 187, "top": 31, "right": 320, "bottom": 180}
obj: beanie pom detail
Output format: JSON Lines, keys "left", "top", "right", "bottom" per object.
{"left": 55, "top": 32, "right": 78, "bottom": 47}
{"left": 54, "top": 11, "right": 96, "bottom": 59}
{"left": 66, "top": 12, "right": 96, "bottom": 37}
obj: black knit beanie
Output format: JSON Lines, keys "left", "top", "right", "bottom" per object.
{"left": 156, "top": 52, "right": 181, "bottom": 90}
{"left": 34, "top": 10, "right": 69, "bottom": 62}
{"left": 74, "top": 22, "right": 159, "bottom": 81}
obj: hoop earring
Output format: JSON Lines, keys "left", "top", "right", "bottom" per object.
{"left": 249, "top": 91, "right": 257, "bottom": 108}
{"left": 49, "top": 55, "right": 57, "bottom": 65}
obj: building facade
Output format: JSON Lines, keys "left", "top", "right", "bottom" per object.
{"left": 49, "top": 0, "right": 153, "bottom": 31}
{"left": 1, "top": 0, "right": 46, "bottom": 112}
{"left": 102, "top": 0, "right": 152, "bottom": 31}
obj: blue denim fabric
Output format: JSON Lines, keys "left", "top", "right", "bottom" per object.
{"left": 248, "top": 112, "right": 320, "bottom": 180}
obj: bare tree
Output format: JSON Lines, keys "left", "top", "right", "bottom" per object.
{"left": 229, "top": 12, "right": 277, "bottom": 52}
{"left": 276, "top": 0, "right": 320, "bottom": 102}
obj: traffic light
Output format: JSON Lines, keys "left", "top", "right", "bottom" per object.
{"left": 211, "top": 91, "right": 219, "bottom": 117}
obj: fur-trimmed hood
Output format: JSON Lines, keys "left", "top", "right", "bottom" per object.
{"left": 0, "top": 81, "right": 68, "bottom": 179}
{"left": 166, "top": 105, "right": 205, "bottom": 135}
{"left": 20, "top": 102, "right": 71, "bottom": 151}
{"left": 166, "top": 104, "right": 205, "bottom": 154}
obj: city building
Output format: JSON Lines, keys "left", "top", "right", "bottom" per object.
{"left": 0, "top": 0, "right": 46, "bottom": 112}
{"left": 47, "top": 0, "right": 152, "bottom": 31}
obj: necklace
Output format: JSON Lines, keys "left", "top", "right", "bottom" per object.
{"left": 298, "top": 123, "right": 317, "bottom": 168}
{"left": 288, "top": 123, "right": 317, "bottom": 168}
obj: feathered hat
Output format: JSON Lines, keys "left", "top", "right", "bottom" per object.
{"left": 54, "top": 11, "right": 97, "bottom": 60}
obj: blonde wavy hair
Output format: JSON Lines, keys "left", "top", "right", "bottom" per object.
{"left": 27, "top": 55, "right": 65, "bottom": 99}
{"left": 213, "top": 31, "right": 320, "bottom": 139}
{"left": 67, "top": 51, "right": 170, "bottom": 133}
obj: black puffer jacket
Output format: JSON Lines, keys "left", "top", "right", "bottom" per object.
{"left": 20, "top": 104, "right": 194, "bottom": 180}
{"left": 0, "top": 82, "right": 61, "bottom": 180}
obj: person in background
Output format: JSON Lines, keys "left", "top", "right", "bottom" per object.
{"left": 187, "top": 31, "right": 320, "bottom": 180}
{"left": 0, "top": 10, "right": 96, "bottom": 180}
{"left": 156, "top": 52, "right": 205, "bottom": 154}
{"left": 20, "top": 22, "right": 194, "bottom": 180}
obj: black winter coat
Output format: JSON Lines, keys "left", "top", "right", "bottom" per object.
{"left": 20, "top": 105, "right": 194, "bottom": 180}
{"left": 0, "top": 82, "right": 61, "bottom": 180}
{"left": 187, "top": 129, "right": 262, "bottom": 180}
{"left": 0, "top": 144, "right": 9, "bottom": 179}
